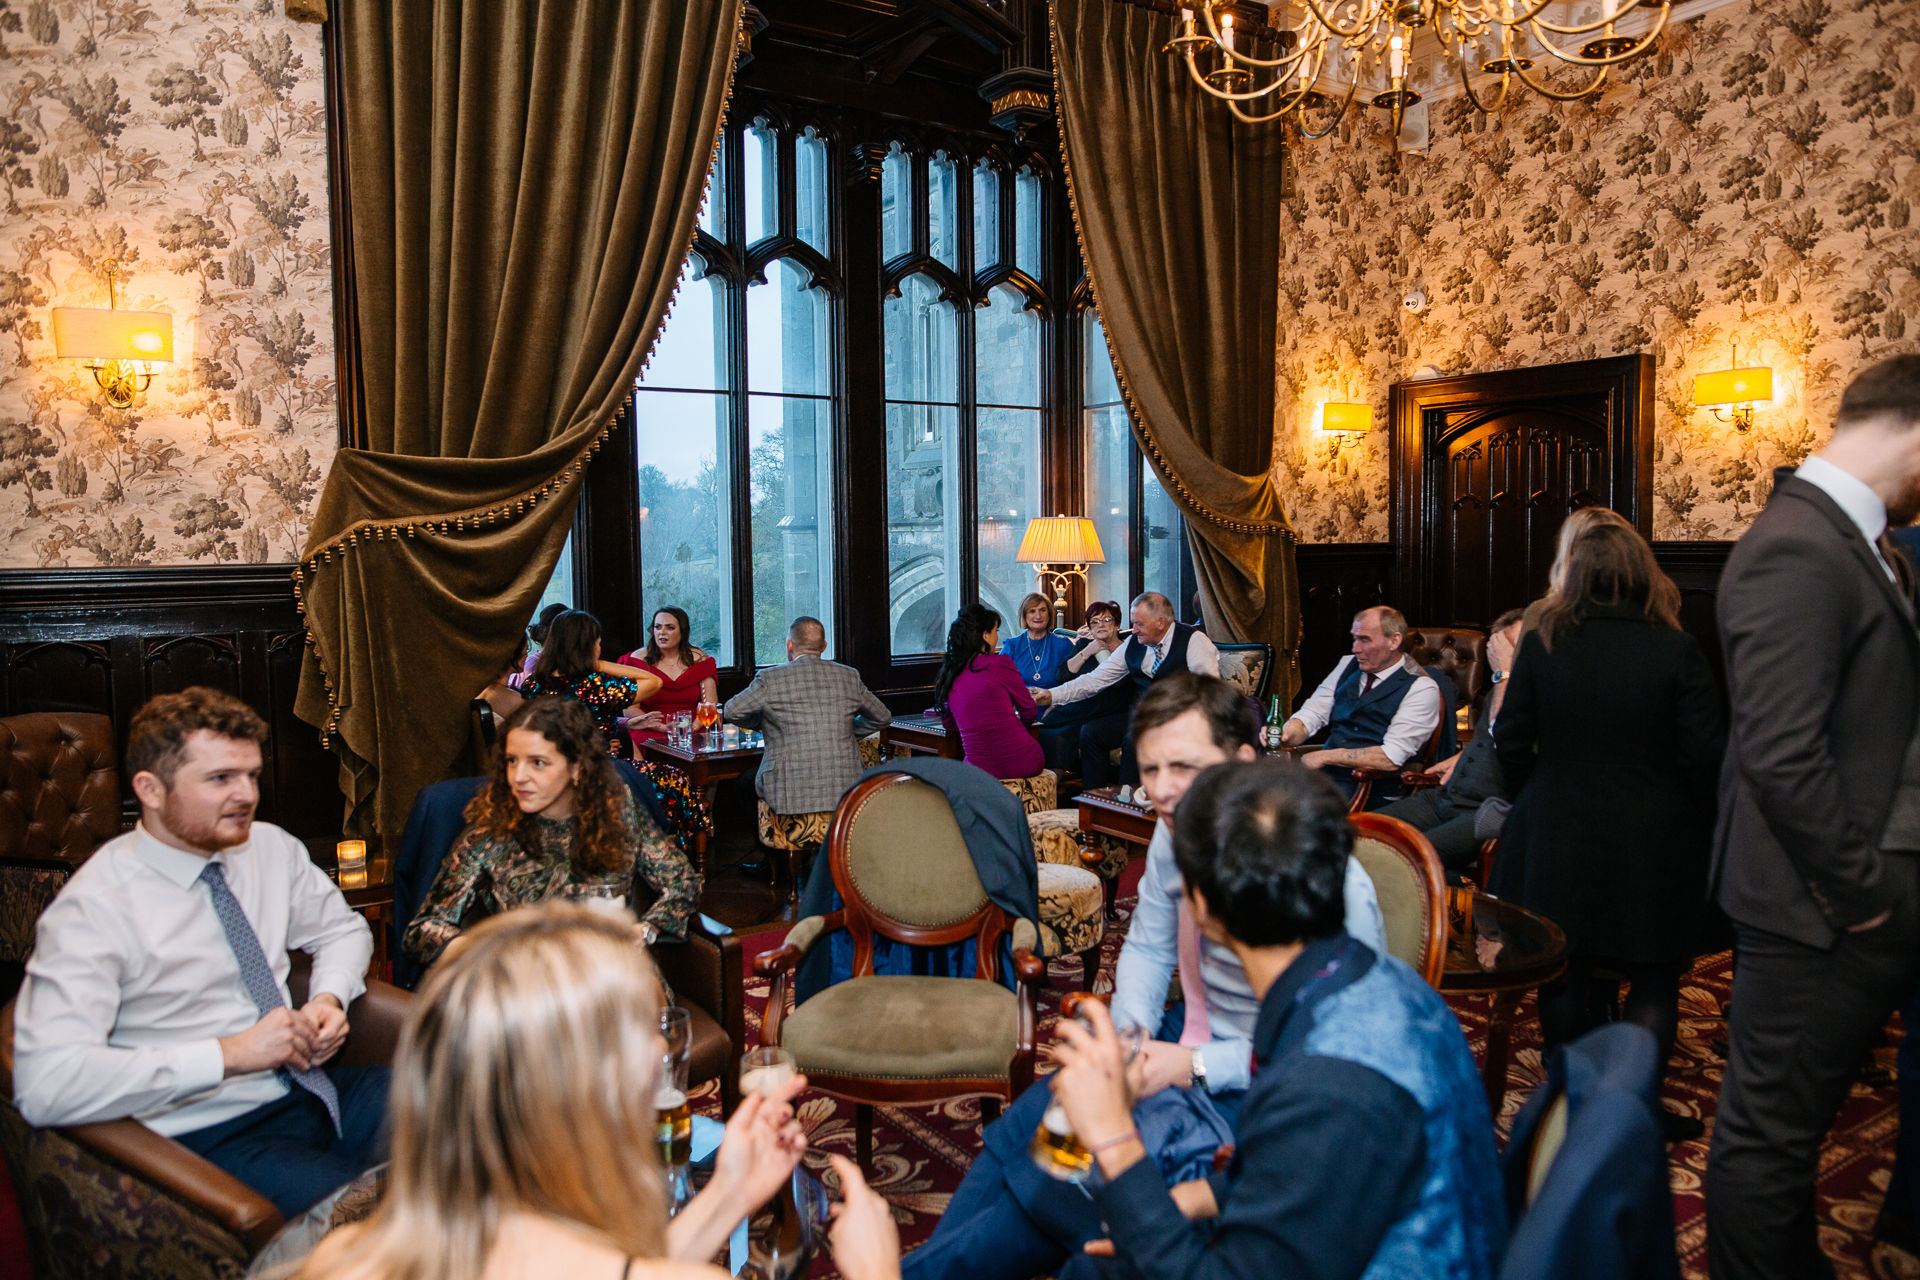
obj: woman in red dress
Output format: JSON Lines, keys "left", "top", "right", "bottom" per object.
{"left": 619, "top": 607, "right": 721, "bottom": 751}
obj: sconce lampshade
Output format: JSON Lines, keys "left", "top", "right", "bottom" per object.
{"left": 1016, "top": 516, "right": 1106, "bottom": 565}
{"left": 1321, "top": 401, "right": 1373, "bottom": 434}
{"left": 1693, "top": 367, "right": 1773, "bottom": 407}
{"left": 52, "top": 306, "right": 174, "bottom": 363}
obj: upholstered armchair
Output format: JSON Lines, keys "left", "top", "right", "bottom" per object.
{"left": 0, "top": 712, "right": 122, "bottom": 1000}
{"left": 1214, "top": 641, "right": 1275, "bottom": 703}
{"left": 0, "top": 957, "right": 411, "bottom": 1280}
{"left": 753, "top": 771, "right": 1046, "bottom": 1172}
{"left": 1348, "top": 812, "right": 1449, "bottom": 988}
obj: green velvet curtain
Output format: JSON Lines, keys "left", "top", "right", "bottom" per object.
{"left": 295, "top": 0, "right": 743, "bottom": 840}
{"left": 1052, "top": 0, "right": 1301, "bottom": 706}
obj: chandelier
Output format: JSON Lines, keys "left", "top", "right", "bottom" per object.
{"left": 1164, "top": 0, "right": 1671, "bottom": 139}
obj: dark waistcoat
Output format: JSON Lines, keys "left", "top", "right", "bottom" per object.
{"left": 1124, "top": 621, "right": 1198, "bottom": 692}
{"left": 1327, "top": 659, "right": 1419, "bottom": 753}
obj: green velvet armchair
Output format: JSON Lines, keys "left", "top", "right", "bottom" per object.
{"left": 753, "top": 771, "right": 1046, "bottom": 1172}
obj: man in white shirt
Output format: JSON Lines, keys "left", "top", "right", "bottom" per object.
{"left": 13, "top": 687, "right": 383, "bottom": 1219}
{"left": 1032, "top": 591, "right": 1220, "bottom": 787}
{"left": 1280, "top": 605, "right": 1443, "bottom": 805}
{"left": 901, "top": 674, "right": 1385, "bottom": 1280}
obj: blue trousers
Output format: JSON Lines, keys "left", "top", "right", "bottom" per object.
{"left": 174, "top": 1065, "right": 392, "bottom": 1219}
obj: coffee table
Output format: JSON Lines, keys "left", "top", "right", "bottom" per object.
{"left": 1071, "top": 786, "right": 1156, "bottom": 917}
{"left": 879, "top": 714, "right": 962, "bottom": 760}
{"left": 640, "top": 739, "right": 764, "bottom": 867}
{"left": 1439, "top": 893, "right": 1569, "bottom": 1116}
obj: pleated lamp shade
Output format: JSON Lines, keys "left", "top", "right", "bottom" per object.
{"left": 1016, "top": 516, "right": 1105, "bottom": 565}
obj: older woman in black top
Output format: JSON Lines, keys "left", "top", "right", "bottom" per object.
{"left": 1494, "top": 509, "right": 1725, "bottom": 1142}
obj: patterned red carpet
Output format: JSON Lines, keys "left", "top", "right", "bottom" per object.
{"left": 719, "top": 893, "right": 1916, "bottom": 1280}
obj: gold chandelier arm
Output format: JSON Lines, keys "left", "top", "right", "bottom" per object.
{"left": 1180, "top": 45, "right": 1299, "bottom": 104}
{"left": 1526, "top": 0, "right": 1669, "bottom": 36}
{"left": 1287, "top": 72, "right": 1361, "bottom": 137}
{"left": 1524, "top": 5, "right": 1668, "bottom": 65}
{"left": 1237, "top": 0, "right": 1385, "bottom": 48}
{"left": 1508, "top": 49, "right": 1613, "bottom": 97}
{"left": 1453, "top": 62, "right": 1517, "bottom": 114}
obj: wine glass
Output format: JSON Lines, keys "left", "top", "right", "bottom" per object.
{"left": 694, "top": 700, "right": 721, "bottom": 750}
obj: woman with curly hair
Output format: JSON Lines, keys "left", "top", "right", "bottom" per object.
{"left": 403, "top": 698, "right": 699, "bottom": 970}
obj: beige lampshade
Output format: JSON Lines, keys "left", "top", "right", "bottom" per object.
{"left": 52, "top": 306, "right": 174, "bottom": 363}
{"left": 1321, "top": 401, "right": 1373, "bottom": 434}
{"left": 1016, "top": 516, "right": 1105, "bottom": 565}
{"left": 1693, "top": 367, "right": 1773, "bottom": 407}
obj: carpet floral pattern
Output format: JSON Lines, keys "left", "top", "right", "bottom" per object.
{"left": 711, "top": 905, "right": 1911, "bottom": 1279}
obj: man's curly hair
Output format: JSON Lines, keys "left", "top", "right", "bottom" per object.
{"left": 464, "top": 697, "right": 633, "bottom": 876}
{"left": 126, "top": 687, "right": 269, "bottom": 786}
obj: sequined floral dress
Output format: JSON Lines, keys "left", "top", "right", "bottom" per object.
{"left": 519, "top": 669, "right": 713, "bottom": 841}
{"left": 402, "top": 787, "right": 699, "bottom": 968}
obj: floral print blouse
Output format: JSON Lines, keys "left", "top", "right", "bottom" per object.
{"left": 402, "top": 787, "right": 699, "bottom": 968}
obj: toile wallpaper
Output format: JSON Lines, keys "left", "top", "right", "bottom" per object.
{"left": 0, "top": 0, "right": 334, "bottom": 568}
{"left": 1274, "top": 0, "right": 1920, "bottom": 543}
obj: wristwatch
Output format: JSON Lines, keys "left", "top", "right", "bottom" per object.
{"left": 1189, "top": 1046, "right": 1208, "bottom": 1091}
{"left": 1489, "top": 669, "right": 1508, "bottom": 684}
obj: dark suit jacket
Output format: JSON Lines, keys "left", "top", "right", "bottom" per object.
{"left": 1712, "top": 469, "right": 1920, "bottom": 948}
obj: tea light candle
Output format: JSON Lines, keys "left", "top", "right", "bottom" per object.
{"left": 336, "top": 840, "right": 368, "bottom": 890}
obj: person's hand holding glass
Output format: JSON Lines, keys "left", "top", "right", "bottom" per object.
{"left": 1032, "top": 997, "right": 1146, "bottom": 1184}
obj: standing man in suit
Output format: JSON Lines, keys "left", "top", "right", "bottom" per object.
{"left": 723, "top": 616, "right": 892, "bottom": 820}
{"left": 1378, "top": 608, "right": 1524, "bottom": 875}
{"left": 1032, "top": 591, "right": 1219, "bottom": 787}
{"left": 1706, "top": 356, "right": 1920, "bottom": 1280}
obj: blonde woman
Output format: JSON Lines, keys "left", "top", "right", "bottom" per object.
{"left": 299, "top": 904, "right": 901, "bottom": 1280}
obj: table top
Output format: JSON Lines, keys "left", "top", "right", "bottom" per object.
{"left": 1440, "top": 894, "right": 1569, "bottom": 993}
{"left": 640, "top": 740, "right": 765, "bottom": 765}
{"left": 886, "top": 714, "right": 948, "bottom": 735}
{"left": 1073, "top": 785, "right": 1154, "bottom": 818}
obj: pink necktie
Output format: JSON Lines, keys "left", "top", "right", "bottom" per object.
{"left": 1176, "top": 898, "right": 1211, "bottom": 1048}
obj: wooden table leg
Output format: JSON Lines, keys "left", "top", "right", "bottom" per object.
{"left": 1082, "top": 832, "right": 1119, "bottom": 920}
{"left": 1482, "top": 988, "right": 1524, "bottom": 1118}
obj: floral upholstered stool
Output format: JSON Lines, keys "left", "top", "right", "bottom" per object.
{"left": 999, "top": 770, "right": 1058, "bottom": 816}
{"left": 757, "top": 800, "right": 832, "bottom": 893}
{"left": 858, "top": 732, "right": 893, "bottom": 770}
{"left": 1037, "top": 862, "right": 1106, "bottom": 993}
{"left": 1028, "top": 808, "right": 1130, "bottom": 918}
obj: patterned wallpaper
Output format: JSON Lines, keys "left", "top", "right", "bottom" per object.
{"left": 1274, "top": 0, "right": 1920, "bottom": 543}
{"left": 0, "top": 1, "right": 334, "bottom": 568}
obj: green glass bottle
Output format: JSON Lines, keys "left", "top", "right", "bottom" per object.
{"left": 1264, "top": 694, "right": 1285, "bottom": 751}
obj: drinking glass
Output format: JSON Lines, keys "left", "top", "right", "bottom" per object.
{"left": 739, "top": 1044, "right": 797, "bottom": 1098}
{"left": 656, "top": 1008, "right": 694, "bottom": 1186}
{"left": 555, "top": 876, "right": 631, "bottom": 921}
{"left": 694, "top": 700, "right": 721, "bottom": 750}
{"left": 1030, "top": 1007, "right": 1146, "bottom": 1184}
{"left": 671, "top": 711, "right": 693, "bottom": 749}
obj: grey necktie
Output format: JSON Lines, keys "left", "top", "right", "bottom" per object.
{"left": 198, "top": 862, "right": 342, "bottom": 1133}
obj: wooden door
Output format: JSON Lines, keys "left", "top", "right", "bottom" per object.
{"left": 1390, "top": 356, "right": 1653, "bottom": 629}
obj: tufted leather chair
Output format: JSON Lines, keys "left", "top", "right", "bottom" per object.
{"left": 0, "top": 713, "right": 121, "bottom": 967}
{"left": 1405, "top": 627, "right": 1488, "bottom": 710}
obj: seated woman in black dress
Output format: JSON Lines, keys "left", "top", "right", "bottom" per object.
{"left": 1493, "top": 509, "right": 1725, "bottom": 1142}
{"left": 403, "top": 697, "right": 699, "bottom": 970}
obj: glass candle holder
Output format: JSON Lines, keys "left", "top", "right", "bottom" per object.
{"left": 336, "top": 840, "right": 368, "bottom": 890}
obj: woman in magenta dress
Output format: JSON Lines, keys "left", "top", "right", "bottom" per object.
{"left": 618, "top": 606, "right": 721, "bottom": 752}
{"left": 935, "top": 603, "right": 1044, "bottom": 780}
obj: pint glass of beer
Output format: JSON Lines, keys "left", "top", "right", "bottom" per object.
{"left": 655, "top": 1007, "right": 693, "bottom": 1168}
{"left": 1031, "top": 998, "right": 1145, "bottom": 1183}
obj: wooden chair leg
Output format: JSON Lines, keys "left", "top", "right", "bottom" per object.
{"left": 1080, "top": 947, "right": 1100, "bottom": 992}
{"left": 980, "top": 1096, "right": 1001, "bottom": 1124}
{"left": 1101, "top": 872, "right": 1119, "bottom": 920}
{"left": 855, "top": 1102, "right": 874, "bottom": 1174}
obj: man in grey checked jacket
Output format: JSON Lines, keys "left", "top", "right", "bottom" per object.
{"left": 723, "top": 617, "right": 892, "bottom": 816}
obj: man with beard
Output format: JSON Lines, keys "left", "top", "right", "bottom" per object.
{"left": 1707, "top": 355, "right": 1920, "bottom": 1279}
{"left": 13, "top": 687, "right": 385, "bottom": 1219}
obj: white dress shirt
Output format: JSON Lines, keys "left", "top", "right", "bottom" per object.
{"left": 14, "top": 821, "right": 373, "bottom": 1135}
{"left": 1288, "top": 653, "right": 1444, "bottom": 767}
{"left": 1046, "top": 625, "right": 1220, "bottom": 706}
{"left": 1798, "top": 454, "right": 1895, "bottom": 581}
{"left": 1110, "top": 820, "right": 1387, "bottom": 1093}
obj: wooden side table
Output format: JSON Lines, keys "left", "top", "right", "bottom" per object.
{"left": 639, "top": 740, "right": 764, "bottom": 867}
{"left": 1071, "top": 786, "right": 1156, "bottom": 917}
{"left": 1439, "top": 893, "right": 1569, "bottom": 1117}
{"left": 878, "top": 714, "right": 962, "bottom": 760}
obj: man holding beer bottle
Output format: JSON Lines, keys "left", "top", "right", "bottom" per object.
{"left": 901, "top": 675, "right": 1387, "bottom": 1280}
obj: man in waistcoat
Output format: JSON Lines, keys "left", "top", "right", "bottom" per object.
{"left": 1377, "top": 607, "right": 1524, "bottom": 873}
{"left": 1707, "top": 356, "right": 1920, "bottom": 1280}
{"left": 1279, "top": 606, "right": 1443, "bottom": 806}
{"left": 1033, "top": 591, "right": 1219, "bottom": 787}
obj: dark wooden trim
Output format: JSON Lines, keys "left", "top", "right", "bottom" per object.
{"left": 1389, "top": 355, "right": 1655, "bottom": 625}
{"left": 0, "top": 566, "right": 298, "bottom": 634}
{"left": 576, "top": 398, "right": 644, "bottom": 651}
{"left": 321, "top": 13, "right": 368, "bottom": 451}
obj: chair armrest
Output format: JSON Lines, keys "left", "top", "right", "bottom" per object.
{"left": 1399, "top": 771, "right": 1444, "bottom": 789}
{"left": 751, "top": 913, "right": 838, "bottom": 979}
{"left": 1347, "top": 767, "right": 1402, "bottom": 782}
{"left": 63, "top": 1117, "right": 285, "bottom": 1253}
{"left": 1011, "top": 947, "right": 1047, "bottom": 987}
{"left": 334, "top": 979, "right": 413, "bottom": 1071}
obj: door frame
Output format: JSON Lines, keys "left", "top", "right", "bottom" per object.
{"left": 1389, "top": 354, "right": 1655, "bottom": 627}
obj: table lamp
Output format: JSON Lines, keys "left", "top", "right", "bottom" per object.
{"left": 1015, "top": 515, "right": 1105, "bottom": 631}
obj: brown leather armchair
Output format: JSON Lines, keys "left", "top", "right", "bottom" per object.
{"left": 0, "top": 712, "right": 121, "bottom": 996}
{"left": 1405, "top": 626, "right": 1487, "bottom": 709}
{"left": 0, "top": 960, "right": 411, "bottom": 1278}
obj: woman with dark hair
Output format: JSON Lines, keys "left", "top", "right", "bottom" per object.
{"left": 507, "top": 602, "right": 571, "bottom": 690}
{"left": 1061, "top": 599, "right": 1125, "bottom": 678}
{"left": 1000, "top": 593, "right": 1077, "bottom": 689}
{"left": 618, "top": 606, "right": 720, "bottom": 751}
{"left": 402, "top": 698, "right": 699, "bottom": 969}
{"left": 1494, "top": 514, "right": 1725, "bottom": 1142}
{"left": 936, "top": 603, "right": 1044, "bottom": 780}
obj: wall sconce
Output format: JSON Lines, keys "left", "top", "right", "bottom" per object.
{"left": 1016, "top": 515, "right": 1106, "bottom": 631}
{"left": 52, "top": 262, "right": 173, "bottom": 408}
{"left": 1320, "top": 401, "right": 1373, "bottom": 450}
{"left": 1693, "top": 365, "right": 1773, "bottom": 434}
